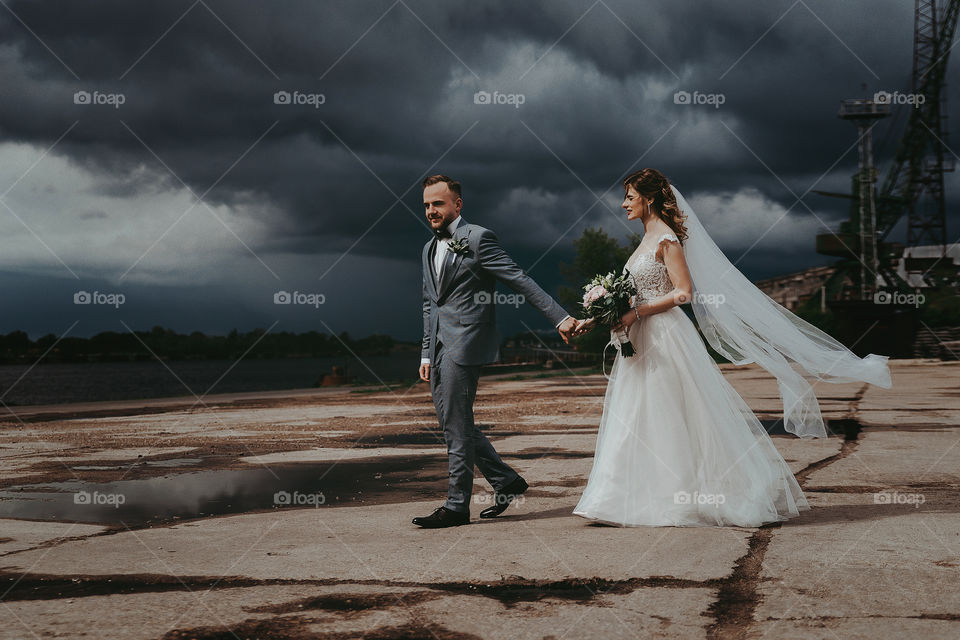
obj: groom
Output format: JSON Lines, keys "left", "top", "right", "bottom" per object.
{"left": 414, "top": 174, "right": 576, "bottom": 528}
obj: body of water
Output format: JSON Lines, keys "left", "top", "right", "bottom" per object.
{"left": 0, "top": 354, "right": 420, "bottom": 406}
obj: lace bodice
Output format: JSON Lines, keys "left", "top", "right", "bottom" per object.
{"left": 625, "top": 232, "right": 680, "bottom": 301}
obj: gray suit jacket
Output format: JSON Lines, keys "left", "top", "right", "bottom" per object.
{"left": 421, "top": 217, "right": 569, "bottom": 366}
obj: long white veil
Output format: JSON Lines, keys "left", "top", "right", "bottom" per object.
{"left": 671, "top": 184, "right": 892, "bottom": 438}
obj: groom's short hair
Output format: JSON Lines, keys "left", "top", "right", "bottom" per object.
{"left": 422, "top": 174, "right": 461, "bottom": 198}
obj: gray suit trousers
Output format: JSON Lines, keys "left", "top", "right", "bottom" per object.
{"left": 430, "top": 340, "right": 520, "bottom": 513}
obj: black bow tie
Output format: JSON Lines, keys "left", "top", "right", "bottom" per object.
{"left": 433, "top": 227, "right": 452, "bottom": 240}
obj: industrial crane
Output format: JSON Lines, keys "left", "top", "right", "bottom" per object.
{"left": 811, "top": 0, "right": 958, "bottom": 355}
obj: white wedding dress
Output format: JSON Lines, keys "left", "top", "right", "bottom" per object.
{"left": 573, "top": 232, "right": 810, "bottom": 527}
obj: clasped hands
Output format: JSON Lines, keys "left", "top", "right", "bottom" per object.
{"left": 570, "top": 307, "right": 642, "bottom": 338}
{"left": 557, "top": 316, "right": 578, "bottom": 344}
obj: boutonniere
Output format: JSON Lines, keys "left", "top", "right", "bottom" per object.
{"left": 447, "top": 237, "right": 469, "bottom": 256}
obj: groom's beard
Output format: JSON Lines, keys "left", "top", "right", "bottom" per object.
{"left": 427, "top": 214, "right": 448, "bottom": 230}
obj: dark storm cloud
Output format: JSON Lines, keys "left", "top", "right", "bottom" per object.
{"left": 0, "top": 0, "right": 955, "bottom": 339}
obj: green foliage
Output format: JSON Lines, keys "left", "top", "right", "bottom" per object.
{"left": 918, "top": 285, "right": 960, "bottom": 327}
{"left": 792, "top": 296, "right": 841, "bottom": 336}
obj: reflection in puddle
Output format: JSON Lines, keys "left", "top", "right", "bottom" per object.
{"left": 0, "top": 421, "right": 851, "bottom": 528}
{"left": 0, "top": 455, "right": 446, "bottom": 527}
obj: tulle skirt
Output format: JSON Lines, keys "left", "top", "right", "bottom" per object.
{"left": 573, "top": 306, "right": 810, "bottom": 527}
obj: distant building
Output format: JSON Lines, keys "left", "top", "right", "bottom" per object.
{"left": 754, "top": 265, "right": 836, "bottom": 311}
{"left": 753, "top": 244, "right": 960, "bottom": 310}
{"left": 897, "top": 243, "right": 960, "bottom": 287}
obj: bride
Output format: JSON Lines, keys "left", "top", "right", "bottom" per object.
{"left": 571, "top": 169, "right": 892, "bottom": 527}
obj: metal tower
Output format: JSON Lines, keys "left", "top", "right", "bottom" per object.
{"left": 839, "top": 99, "right": 890, "bottom": 299}
{"left": 877, "top": 0, "right": 958, "bottom": 254}
{"left": 808, "top": 1, "right": 959, "bottom": 357}
{"left": 818, "top": 0, "right": 959, "bottom": 296}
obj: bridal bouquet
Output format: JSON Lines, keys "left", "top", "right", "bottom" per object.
{"left": 580, "top": 271, "right": 638, "bottom": 357}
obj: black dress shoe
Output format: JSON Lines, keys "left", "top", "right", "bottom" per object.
{"left": 479, "top": 475, "right": 529, "bottom": 518}
{"left": 412, "top": 506, "right": 470, "bottom": 528}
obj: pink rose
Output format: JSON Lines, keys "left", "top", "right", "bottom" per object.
{"left": 583, "top": 285, "right": 607, "bottom": 306}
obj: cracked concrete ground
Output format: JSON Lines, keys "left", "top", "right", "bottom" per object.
{"left": 1, "top": 359, "right": 958, "bottom": 639}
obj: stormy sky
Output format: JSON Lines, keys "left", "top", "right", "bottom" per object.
{"left": 1, "top": 0, "right": 957, "bottom": 342}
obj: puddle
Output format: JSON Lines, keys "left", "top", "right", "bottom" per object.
{"left": 142, "top": 458, "right": 203, "bottom": 467}
{"left": 0, "top": 456, "right": 448, "bottom": 528}
{"left": 0, "top": 421, "right": 852, "bottom": 528}
{"left": 71, "top": 458, "right": 203, "bottom": 471}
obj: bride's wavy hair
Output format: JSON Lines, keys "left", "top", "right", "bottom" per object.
{"left": 622, "top": 168, "right": 688, "bottom": 244}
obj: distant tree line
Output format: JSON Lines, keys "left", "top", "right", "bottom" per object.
{"left": 0, "top": 327, "right": 402, "bottom": 364}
